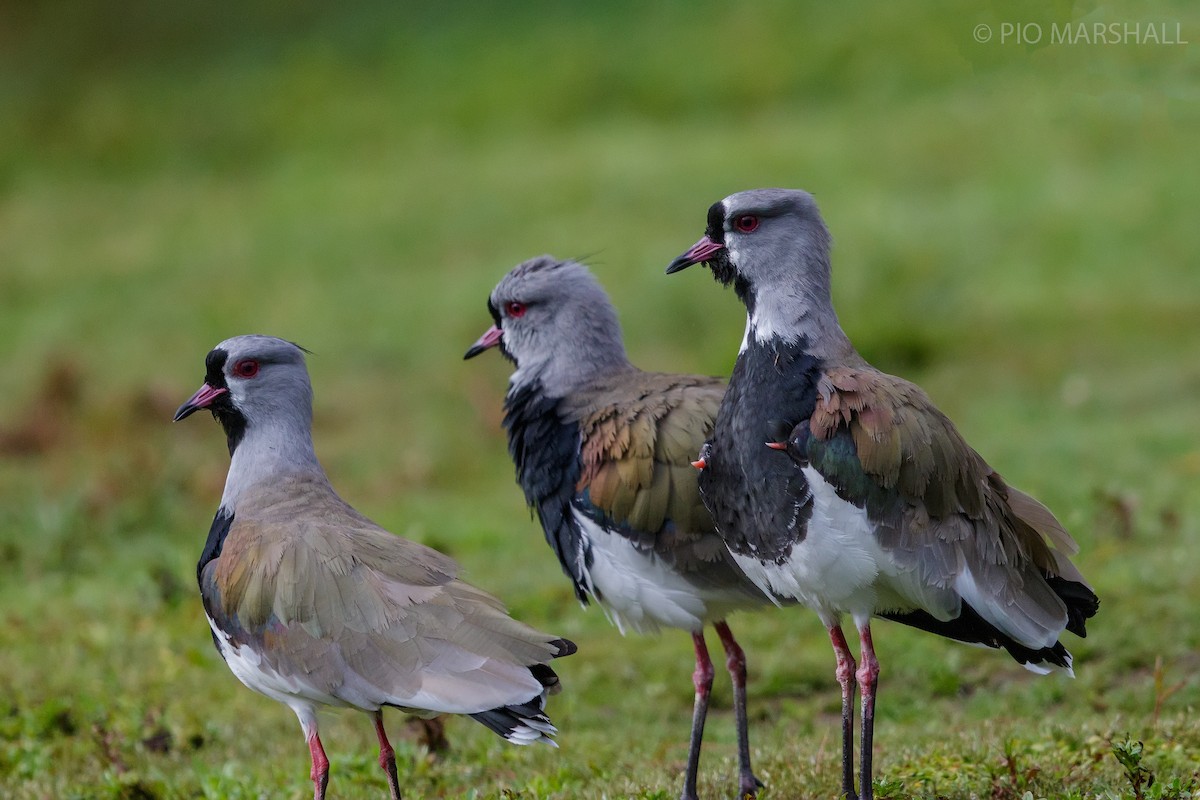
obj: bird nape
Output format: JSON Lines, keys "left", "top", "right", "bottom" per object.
{"left": 667, "top": 189, "right": 1099, "bottom": 800}
{"left": 175, "top": 334, "right": 575, "bottom": 800}
{"left": 465, "top": 255, "right": 774, "bottom": 800}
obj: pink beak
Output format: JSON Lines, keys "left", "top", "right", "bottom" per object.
{"left": 174, "top": 383, "right": 228, "bottom": 421}
{"left": 666, "top": 235, "right": 726, "bottom": 274}
{"left": 463, "top": 325, "right": 504, "bottom": 360}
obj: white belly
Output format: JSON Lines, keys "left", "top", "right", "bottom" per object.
{"left": 575, "top": 512, "right": 754, "bottom": 634}
{"left": 207, "top": 615, "right": 344, "bottom": 708}
{"left": 208, "top": 614, "right": 545, "bottom": 720}
{"left": 729, "top": 467, "right": 895, "bottom": 626}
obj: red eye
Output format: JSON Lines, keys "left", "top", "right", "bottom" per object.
{"left": 232, "top": 359, "right": 259, "bottom": 379}
{"left": 734, "top": 215, "right": 759, "bottom": 233}
{"left": 505, "top": 301, "right": 527, "bottom": 318}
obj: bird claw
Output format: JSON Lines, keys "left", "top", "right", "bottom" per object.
{"left": 738, "top": 774, "right": 766, "bottom": 798}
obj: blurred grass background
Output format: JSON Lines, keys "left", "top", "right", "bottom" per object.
{"left": 1, "top": 1, "right": 1198, "bottom": 797}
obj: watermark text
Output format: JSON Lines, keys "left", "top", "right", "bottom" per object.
{"left": 973, "top": 21, "right": 1187, "bottom": 46}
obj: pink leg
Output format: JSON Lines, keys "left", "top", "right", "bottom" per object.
{"left": 829, "top": 625, "right": 858, "bottom": 800}
{"left": 373, "top": 710, "right": 403, "bottom": 800}
{"left": 681, "top": 631, "right": 715, "bottom": 800}
{"left": 306, "top": 730, "right": 330, "bottom": 800}
{"left": 714, "top": 621, "right": 763, "bottom": 798}
{"left": 856, "top": 622, "right": 880, "bottom": 800}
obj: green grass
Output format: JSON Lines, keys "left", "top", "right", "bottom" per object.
{"left": 2, "top": 1, "right": 1199, "bottom": 797}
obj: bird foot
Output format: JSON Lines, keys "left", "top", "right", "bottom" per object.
{"left": 737, "top": 773, "right": 765, "bottom": 799}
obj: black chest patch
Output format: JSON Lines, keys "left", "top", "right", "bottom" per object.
{"left": 699, "top": 337, "right": 822, "bottom": 561}
{"left": 197, "top": 507, "right": 234, "bottom": 588}
{"left": 197, "top": 507, "right": 235, "bottom": 653}
{"left": 503, "top": 382, "right": 592, "bottom": 602}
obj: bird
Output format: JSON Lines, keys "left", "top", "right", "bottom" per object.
{"left": 666, "top": 189, "right": 1099, "bottom": 800}
{"left": 174, "top": 334, "right": 576, "bottom": 800}
{"left": 464, "top": 256, "right": 775, "bottom": 800}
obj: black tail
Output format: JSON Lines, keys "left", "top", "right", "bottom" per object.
{"left": 882, "top": 605, "right": 1072, "bottom": 671}
{"left": 470, "top": 637, "right": 577, "bottom": 745}
{"left": 550, "top": 637, "right": 578, "bottom": 657}
{"left": 470, "top": 696, "right": 559, "bottom": 745}
{"left": 883, "top": 575, "right": 1098, "bottom": 672}
{"left": 1046, "top": 576, "right": 1100, "bottom": 638}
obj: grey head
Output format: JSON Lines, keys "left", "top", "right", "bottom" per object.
{"left": 667, "top": 189, "right": 854, "bottom": 357}
{"left": 464, "top": 256, "right": 633, "bottom": 395}
{"left": 175, "top": 334, "right": 314, "bottom": 457}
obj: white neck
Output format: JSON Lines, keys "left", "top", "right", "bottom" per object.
{"left": 747, "top": 291, "right": 861, "bottom": 364}
{"left": 737, "top": 315, "right": 752, "bottom": 354}
{"left": 748, "top": 288, "right": 808, "bottom": 345}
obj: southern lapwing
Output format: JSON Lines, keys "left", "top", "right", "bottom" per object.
{"left": 174, "top": 334, "right": 575, "bottom": 800}
{"left": 465, "top": 256, "right": 773, "bottom": 800}
{"left": 666, "top": 189, "right": 1099, "bottom": 800}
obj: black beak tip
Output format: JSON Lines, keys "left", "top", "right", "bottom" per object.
{"left": 173, "top": 404, "right": 197, "bottom": 422}
{"left": 463, "top": 345, "right": 485, "bottom": 361}
{"left": 665, "top": 256, "right": 695, "bottom": 275}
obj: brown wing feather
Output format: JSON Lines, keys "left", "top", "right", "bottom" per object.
{"left": 563, "top": 371, "right": 725, "bottom": 563}
{"left": 813, "top": 366, "right": 1084, "bottom": 605}
{"left": 207, "top": 476, "right": 565, "bottom": 712}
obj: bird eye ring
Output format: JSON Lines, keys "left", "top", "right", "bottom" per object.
{"left": 734, "top": 215, "right": 759, "bottom": 233}
{"left": 232, "top": 359, "right": 260, "bottom": 378}
{"left": 505, "top": 301, "right": 527, "bottom": 318}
